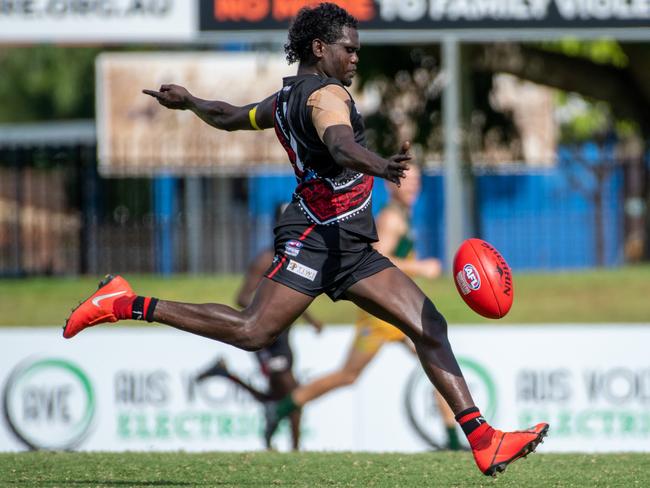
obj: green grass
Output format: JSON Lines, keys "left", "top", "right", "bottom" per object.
{"left": 1, "top": 451, "right": 649, "bottom": 487}
{"left": 0, "top": 265, "right": 648, "bottom": 326}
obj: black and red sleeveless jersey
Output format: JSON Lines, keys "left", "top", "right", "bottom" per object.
{"left": 273, "top": 74, "right": 377, "bottom": 241}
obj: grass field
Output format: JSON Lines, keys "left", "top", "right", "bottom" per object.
{"left": 2, "top": 451, "right": 649, "bottom": 487}
{"left": 2, "top": 270, "right": 649, "bottom": 488}
{"left": 0, "top": 265, "right": 648, "bottom": 326}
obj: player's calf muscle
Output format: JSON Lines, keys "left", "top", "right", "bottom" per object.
{"left": 400, "top": 305, "right": 448, "bottom": 348}
{"left": 154, "top": 301, "right": 276, "bottom": 351}
{"left": 420, "top": 302, "right": 449, "bottom": 343}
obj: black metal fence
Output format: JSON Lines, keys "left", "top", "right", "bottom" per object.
{"left": 0, "top": 124, "right": 646, "bottom": 277}
{"left": 0, "top": 139, "right": 258, "bottom": 277}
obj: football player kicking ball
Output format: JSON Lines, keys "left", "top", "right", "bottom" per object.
{"left": 63, "top": 3, "right": 548, "bottom": 476}
{"left": 265, "top": 164, "right": 463, "bottom": 451}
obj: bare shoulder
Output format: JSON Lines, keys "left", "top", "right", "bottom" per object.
{"left": 308, "top": 84, "right": 351, "bottom": 106}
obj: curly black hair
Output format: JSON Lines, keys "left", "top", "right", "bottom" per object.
{"left": 284, "top": 3, "right": 358, "bottom": 65}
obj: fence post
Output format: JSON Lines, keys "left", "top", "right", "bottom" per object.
{"left": 154, "top": 174, "right": 176, "bottom": 276}
{"left": 79, "top": 144, "right": 99, "bottom": 275}
{"left": 11, "top": 147, "right": 24, "bottom": 276}
{"left": 185, "top": 176, "right": 203, "bottom": 274}
{"left": 442, "top": 36, "right": 467, "bottom": 268}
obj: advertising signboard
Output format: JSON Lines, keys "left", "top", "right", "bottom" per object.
{"left": 0, "top": 0, "right": 194, "bottom": 43}
{"left": 2, "top": 1, "right": 648, "bottom": 44}
{"left": 2, "top": 325, "right": 649, "bottom": 453}
{"left": 198, "top": 0, "right": 650, "bottom": 32}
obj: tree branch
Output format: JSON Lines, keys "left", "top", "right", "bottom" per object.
{"left": 473, "top": 44, "right": 650, "bottom": 133}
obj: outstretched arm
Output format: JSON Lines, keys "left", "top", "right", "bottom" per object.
{"left": 143, "top": 84, "right": 276, "bottom": 132}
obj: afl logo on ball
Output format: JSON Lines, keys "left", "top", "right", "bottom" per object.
{"left": 463, "top": 264, "right": 481, "bottom": 290}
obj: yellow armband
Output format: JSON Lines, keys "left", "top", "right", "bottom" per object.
{"left": 249, "top": 105, "right": 261, "bottom": 130}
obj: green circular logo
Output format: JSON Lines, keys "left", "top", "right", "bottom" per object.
{"left": 403, "top": 356, "right": 498, "bottom": 449}
{"left": 3, "top": 358, "right": 95, "bottom": 450}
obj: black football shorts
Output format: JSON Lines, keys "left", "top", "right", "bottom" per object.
{"left": 265, "top": 222, "right": 394, "bottom": 301}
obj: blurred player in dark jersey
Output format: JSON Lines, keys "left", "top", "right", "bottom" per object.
{"left": 197, "top": 204, "right": 322, "bottom": 450}
{"left": 66, "top": 3, "right": 548, "bottom": 475}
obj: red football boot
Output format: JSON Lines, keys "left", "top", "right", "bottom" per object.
{"left": 473, "top": 423, "right": 549, "bottom": 476}
{"left": 63, "top": 275, "right": 134, "bottom": 339}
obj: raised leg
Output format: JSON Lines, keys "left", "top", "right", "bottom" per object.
{"left": 154, "top": 278, "right": 314, "bottom": 351}
{"left": 344, "top": 267, "right": 474, "bottom": 414}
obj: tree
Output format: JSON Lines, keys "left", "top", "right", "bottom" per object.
{"left": 474, "top": 41, "right": 650, "bottom": 261}
{"left": 356, "top": 45, "right": 518, "bottom": 162}
{"left": 356, "top": 41, "right": 650, "bottom": 261}
{"left": 475, "top": 42, "right": 650, "bottom": 134}
{"left": 0, "top": 46, "right": 100, "bottom": 123}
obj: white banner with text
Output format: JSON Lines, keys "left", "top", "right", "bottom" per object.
{"left": 1, "top": 325, "right": 648, "bottom": 452}
{"left": 0, "top": 0, "right": 194, "bottom": 43}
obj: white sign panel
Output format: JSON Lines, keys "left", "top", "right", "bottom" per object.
{"left": 0, "top": 0, "right": 194, "bottom": 43}
{"left": 1, "top": 325, "right": 649, "bottom": 453}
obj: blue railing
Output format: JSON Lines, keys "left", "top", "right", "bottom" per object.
{"left": 248, "top": 161, "right": 624, "bottom": 270}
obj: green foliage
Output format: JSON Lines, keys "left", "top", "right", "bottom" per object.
{"left": 0, "top": 46, "right": 101, "bottom": 123}
{"left": 539, "top": 39, "right": 638, "bottom": 143}
{"left": 567, "top": 104, "right": 608, "bottom": 140}
{"left": 554, "top": 91, "right": 641, "bottom": 144}
{"left": 540, "top": 39, "right": 628, "bottom": 68}
{"left": 357, "top": 45, "right": 440, "bottom": 156}
{"left": 555, "top": 92, "right": 611, "bottom": 143}
{"left": 2, "top": 451, "right": 650, "bottom": 487}
{"left": 357, "top": 45, "right": 515, "bottom": 159}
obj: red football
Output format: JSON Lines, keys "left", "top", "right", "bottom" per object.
{"left": 453, "top": 238, "right": 514, "bottom": 319}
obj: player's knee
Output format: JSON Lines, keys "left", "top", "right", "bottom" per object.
{"left": 238, "top": 334, "right": 273, "bottom": 352}
{"left": 237, "top": 321, "right": 276, "bottom": 351}
{"left": 421, "top": 302, "right": 449, "bottom": 344}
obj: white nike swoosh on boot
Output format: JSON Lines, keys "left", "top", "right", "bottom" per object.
{"left": 92, "top": 290, "right": 127, "bottom": 307}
